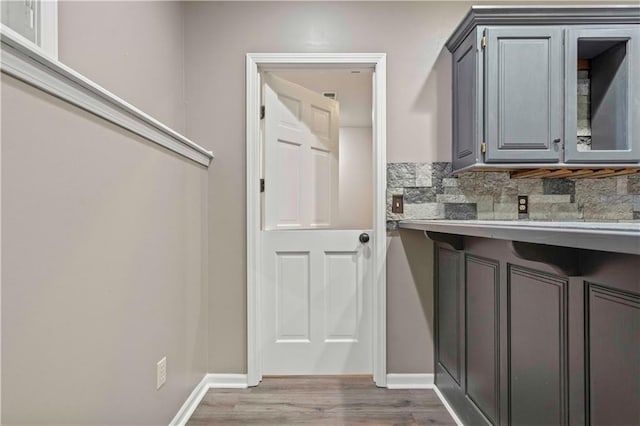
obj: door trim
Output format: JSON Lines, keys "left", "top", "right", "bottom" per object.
{"left": 245, "top": 53, "right": 387, "bottom": 387}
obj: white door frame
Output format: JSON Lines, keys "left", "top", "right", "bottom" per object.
{"left": 246, "top": 53, "right": 387, "bottom": 387}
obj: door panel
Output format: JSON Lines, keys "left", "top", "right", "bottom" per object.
{"left": 264, "top": 73, "right": 339, "bottom": 229}
{"left": 263, "top": 230, "right": 372, "bottom": 374}
{"left": 485, "top": 27, "right": 563, "bottom": 162}
{"left": 275, "top": 140, "right": 302, "bottom": 226}
{"left": 275, "top": 252, "right": 310, "bottom": 341}
{"left": 311, "top": 147, "right": 332, "bottom": 226}
{"left": 324, "top": 252, "right": 360, "bottom": 342}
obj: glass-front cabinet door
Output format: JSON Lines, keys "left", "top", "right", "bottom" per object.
{"left": 564, "top": 27, "right": 640, "bottom": 163}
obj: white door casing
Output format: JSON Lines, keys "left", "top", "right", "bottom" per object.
{"left": 262, "top": 73, "right": 371, "bottom": 374}
{"left": 246, "top": 53, "right": 387, "bottom": 387}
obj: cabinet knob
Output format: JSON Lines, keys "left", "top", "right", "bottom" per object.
{"left": 359, "top": 233, "right": 370, "bottom": 244}
{"left": 553, "top": 138, "right": 561, "bottom": 144}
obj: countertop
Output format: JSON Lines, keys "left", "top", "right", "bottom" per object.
{"left": 399, "top": 220, "right": 640, "bottom": 255}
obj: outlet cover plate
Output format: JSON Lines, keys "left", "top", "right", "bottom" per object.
{"left": 157, "top": 357, "right": 167, "bottom": 389}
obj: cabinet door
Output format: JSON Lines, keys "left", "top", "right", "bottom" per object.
{"left": 564, "top": 27, "right": 640, "bottom": 163}
{"left": 485, "top": 27, "right": 563, "bottom": 163}
{"left": 586, "top": 284, "right": 640, "bottom": 425}
{"left": 436, "top": 247, "right": 462, "bottom": 384}
{"left": 452, "top": 30, "right": 481, "bottom": 171}
{"left": 507, "top": 265, "right": 568, "bottom": 425}
{"left": 465, "top": 255, "right": 500, "bottom": 425}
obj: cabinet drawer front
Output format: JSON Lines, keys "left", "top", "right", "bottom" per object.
{"left": 485, "top": 27, "right": 563, "bottom": 163}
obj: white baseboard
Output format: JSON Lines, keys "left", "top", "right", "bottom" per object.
{"left": 207, "top": 373, "right": 249, "bottom": 389}
{"left": 169, "top": 375, "right": 211, "bottom": 426}
{"left": 385, "top": 373, "right": 434, "bottom": 389}
{"left": 169, "top": 374, "right": 248, "bottom": 425}
{"left": 386, "top": 374, "right": 462, "bottom": 425}
{"left": 432, "top": 385, "right": 464, "bottom": 426}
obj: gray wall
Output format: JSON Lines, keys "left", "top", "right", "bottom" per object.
{"left": 58, "top": 0, "right": 187, "bottom": 133}
{"left": 184, "top": 0, "right": 470, "bottom": 373}
{"left": 1, "top": 2, "right": 208, "bottom": 425}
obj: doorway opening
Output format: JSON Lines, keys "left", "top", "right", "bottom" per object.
{"left": 246, "top": 53, "right": 387, "bottom": 387}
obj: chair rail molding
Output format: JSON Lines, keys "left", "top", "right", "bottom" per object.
{"left": 0, "top": 25, "right": 214, "bottom": 166}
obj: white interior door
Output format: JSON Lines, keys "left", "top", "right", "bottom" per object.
{"left": 262, "top": 73, "right": 372, "bottom": 374}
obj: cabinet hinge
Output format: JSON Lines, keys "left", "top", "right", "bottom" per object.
{"left": 481, "top": 35, "right": 487, "bottom": 49}
{"left": 260, "top": 106, "right": 265, "bottom": 120}
{"left": 260, "top": 178, "right": 265, "bottom": 193}
{"left": 481, "top": 142, "right": 487, "bottom": 154}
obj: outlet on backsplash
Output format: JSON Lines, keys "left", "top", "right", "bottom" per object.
{"left": 518, "top": 195, "right": 529, "bottom": 215}
{"left": 387, "top": 162, "right": 640, "bottom": 230}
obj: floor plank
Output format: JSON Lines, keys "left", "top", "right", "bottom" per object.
{"left": 187, "top": 376, "right": 455, "bottom": 425}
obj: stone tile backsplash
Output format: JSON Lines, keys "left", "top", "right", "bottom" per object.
{"left": 387, "top": 162, "right": 640, "bottom": 229}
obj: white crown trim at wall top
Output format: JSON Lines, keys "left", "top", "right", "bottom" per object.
{"left": 0, "top": 25, "right": 214, "bottom": 167}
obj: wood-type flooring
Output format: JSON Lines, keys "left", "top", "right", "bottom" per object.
{"left": 187, "top": 376, "right": 456, "bottom": 425}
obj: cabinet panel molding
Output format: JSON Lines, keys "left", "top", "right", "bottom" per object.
{"left": 507, "top": 265, "right": 568, "bottom": 425}
{"left": 436, "top": 246, "right": 462, "bottom": 384}
{"left": 465, "top": 255, "right": 500, "bottom": 425}
{"left": 585, "top": 283, "right": 640, "bottom": 425}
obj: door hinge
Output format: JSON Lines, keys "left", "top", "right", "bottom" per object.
{"left": 481, "top": 142, "right": 487, "bottom": 154}
{"left": 260, "top": 178, "right": 265, "bottom": 193}
{"left": 260, "top": 106, "right": 265, "bottom": 120}
{"left": 481, "top": 35, "right": 487, "bottom": 49}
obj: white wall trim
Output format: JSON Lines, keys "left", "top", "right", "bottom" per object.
{"left": 0, "top": 26, "right": 214, "bottom": 167}
{"left": 39, "top": 0, "right": 58, "bottom": 59}
{"left": 169, "top": 375, "right": 210, "bottom": 426}
{"left": 246, "top": 53, "right": 387, "bottom": 387}
{"left": 386, "top": 373, "right": 435, "bottom": 389}
{"left": 433, "top": 386, "right": 464, "bottom": 426}
{"left": 169, "top": 374, "right": 248, "bottom": 426}
{"left": 207, "top": 373, "right": 249, "bottom": 389}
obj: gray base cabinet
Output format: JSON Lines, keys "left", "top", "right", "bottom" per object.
{"left": 434, "top": 238, "right": 640, "bottom": 425}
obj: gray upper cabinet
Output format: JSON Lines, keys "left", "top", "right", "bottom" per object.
{"left": 485, "top": 27, "right": 563, "bottom": 163}
{"left": 452, "top": 30, "right": 480, "bottom": 171}
{"left": 564, "top": 26, "right": 640, "bottom": 163}
{"left": 446, "top": 6, "right": 640, "bottom": 173}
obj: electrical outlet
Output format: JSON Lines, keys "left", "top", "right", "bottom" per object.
{"left": 157, "top": 357, "right": 167, "bottom": 389}
{"left": 392, "top": 194, "right": 404, "bottom": 214}
{"left": 518, "top": 195, "right": 529, "bottom": 214}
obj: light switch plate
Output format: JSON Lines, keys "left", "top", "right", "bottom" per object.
{"left": 392, "top": 194, "right": 404, "bottom": 214}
